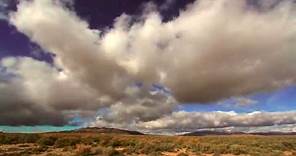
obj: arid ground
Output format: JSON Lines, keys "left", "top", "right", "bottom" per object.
{"left": 0, "top": 131, "right": 296, "bottom": 156}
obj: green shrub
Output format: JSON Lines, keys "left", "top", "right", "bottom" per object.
{"left": 54, "top": 137, "right": 80, "bottom": 148}
{"left": 0, "top": 135, "right": 16, "bottom": 144}
{"left": 19, "top": 134, "right": 40, "bottom": 143}
{"left": 93, "top": 147, "right": 103, "bottom": 155}
{"left": 108, "top": 139, "right": 122, "bottom": 147}
{"left": 37, "top": 136, "right": 57, "bottom": 146}
{"left": 81, "top": 137, "right": 95, "bottom": 145}
{"left": 282, "top": 142, "right": 295, "bottom": 150}
{"left": 103, "top": 147, "right": 124, "bottom": 156}
{"left": 158, "top": 143, "right": 176, "bottom": 152}
{"left": 32, "top": 145, "right": 49, "bottom": 153}
{"left": 228, "top": 144, "right": 247, "bottom": 155}
{"left": 0, "top": 134, "right": 40, "bottom": 144}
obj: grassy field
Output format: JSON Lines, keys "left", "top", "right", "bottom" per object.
{"left": 0, "top": 132, "right": 296, "bottom": 156}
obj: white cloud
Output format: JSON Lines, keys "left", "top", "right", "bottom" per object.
{"left": 0, "top": 57, "right": 102, "bottom": 125}
{"left": 3, "top": 0, "right": 296, "bottom": 132}
{"left": 185, "top": 123, "right": 296, "bottom": 134}
{"left": 101, "top": 0, "right": 296, "bottom": 103}
{"left": 7, "top": 0, "right": 178, "bottom": 126}
{"left": 11, "top": 0, "right": 296, "bottom": 104}
{"left": 136, "top": 111, "right": 296, "bottom": 132}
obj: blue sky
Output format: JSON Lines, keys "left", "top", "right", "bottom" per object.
{"left": 183, "top": 86, "right": 296, "bottom": 113}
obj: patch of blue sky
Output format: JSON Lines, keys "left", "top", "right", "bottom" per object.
{"left": 181, "top": 85, "right": 296, "bottom": 113}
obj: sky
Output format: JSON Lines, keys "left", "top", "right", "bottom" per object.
{"left": 0, "top": 0, "right": 296, "bottom": 134}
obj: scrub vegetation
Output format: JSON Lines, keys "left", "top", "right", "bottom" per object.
{"left": 0, "top": 132, "right": 296, "bottom": 156}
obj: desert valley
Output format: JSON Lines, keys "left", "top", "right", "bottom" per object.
{"left": 0, "top": 127, "right": 296, "bottom": 156}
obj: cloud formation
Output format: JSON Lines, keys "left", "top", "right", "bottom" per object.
{"left": 1, "top": 0, "right": 296, "bottom": 132}
{"left": 98, "top": 0, "right": 296, "bottom": 103}
{"left": 135, "top": 111, "right": 296, "bottom": 132}
{"left": 0, "top": 57, "right": 103, "bottom": 125}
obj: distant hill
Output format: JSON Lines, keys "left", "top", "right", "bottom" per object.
{"left": 249, "top": 132, "right": 296, "bottom": 136}
{"left": 183, "top": 130, "right": 296, "bottom": 136}
{"left": 183, "top": 130, "right": 244, "bottom": 136}
{"left": 71, "top": 127, "right": 144, "bottom": 135}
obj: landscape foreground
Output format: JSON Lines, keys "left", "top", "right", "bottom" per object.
{"left": 1, "top": 128, "right": 296, "bottom": 156}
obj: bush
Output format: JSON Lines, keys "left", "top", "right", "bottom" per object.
{"left": 37, "top": 136, "right": 57, "bottom": 146}
{"left": 103, "top": 147, "right": 124, "bottom": 156}
{"left": 158, "top": 143, "right": 176, "bottom": 152}
{"left": 32, "top": 145, "right": 49, "bottom": 153}
{"left": 93, "top": 147, "right": 103, "bottom": 155}
{"left": 0, "top": 135, "right": 16, "bottom": 144}
{"left": 108, "top": 139, "right": 122, "bottom": 147}
{"left": 81, "top": 137, "right": 95, "bottom": 145}
{"left": 75, "top": 145, "right": 92, "bottom": 156}
{"left": 228, "top": 144, "right": 247, "bottom": 155}
{"left": 0, "top": 134, "right": 40, "bottom": 144}
{"left": 1, "top": 133, "right": 296, "bottom": 156}
{"left": 54, "top": 137, "right": 80, "bottom": 148}
{"left": 282, "top": 142, "right": 295, "bottom": 150}
{"left": 20, "top": 134, "right": 40, "bottom": 143}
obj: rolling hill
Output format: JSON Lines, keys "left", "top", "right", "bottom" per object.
{"left": 71, "top": 127, "right": 144, "bottom": 135}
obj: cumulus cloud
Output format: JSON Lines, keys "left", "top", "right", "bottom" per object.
{"left": 2, "top": 0, "right": 296, "bottom": 132}
{"left": 136, "top": 111, "right": 296, "bottom": 132}
{"left": 97, "top": 0, "right": 296, "bottom": 103}
{"left": 91, "top": 89, "right": 177, "bottom": 129}
{"left": 180, "top": 123, "right": 296, "bottom": 134}
{"left": 6, "top": 0, "right": 177, "bottom": 126}
{"left": 10, "top": 0, "right": 131, "bottom": 100}
{"left": 0, "top": 57, "right": 105, "bottom": 125}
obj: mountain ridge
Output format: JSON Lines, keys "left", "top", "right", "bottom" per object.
{"left": 70, "top": 127, "right": 144, "bottom": 135}
{"left": 183, "top": 130, "right": 296, "bottom": 136}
